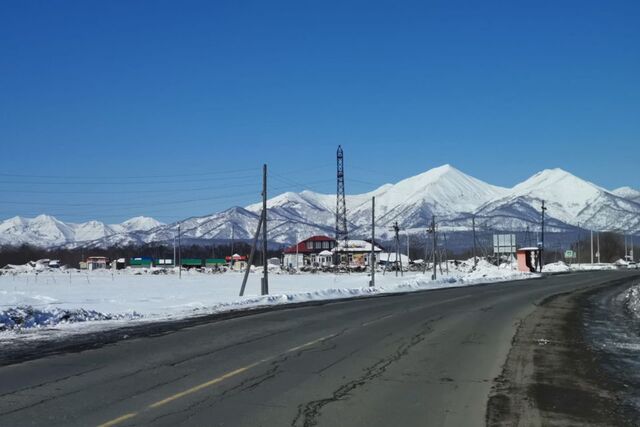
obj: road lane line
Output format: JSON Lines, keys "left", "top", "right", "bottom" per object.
{"left": 285, "top": 333, "right": 338, "bottom": 353}
{"left": 96, "top": 413, "right": 138, "bottom": 427}
{"left": 361, "top": 313, "right": 395, "bottom": 326}
{"left": 96, "top": 332, "right": 339, "bottom": 427}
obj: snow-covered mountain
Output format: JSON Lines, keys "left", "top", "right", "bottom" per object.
{"left": 0, "top": 215, "right": 165, "bottom": 248}
{"left": 1, "top": 165, "right": 639, "bottom": 248}
{"left": 613, "top": 186, "right": 640, "bottom": 204}
{"left": 477, "top": 168, "right": 640, "bottom": 233}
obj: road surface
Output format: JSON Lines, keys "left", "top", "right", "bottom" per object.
{"left": 1, "top": 270, "right": 638, "bottom": 427}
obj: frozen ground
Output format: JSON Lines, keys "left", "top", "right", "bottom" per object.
{"left": 0, "top": 259, "right": 535, "bottom": 342}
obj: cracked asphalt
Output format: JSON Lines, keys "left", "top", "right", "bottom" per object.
{"left": 1, "top": 270, "right": 638, "bottom": 427}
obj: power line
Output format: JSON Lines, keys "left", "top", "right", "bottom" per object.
{"left": 0, "top": 167, "right": 258, "bottom": 180}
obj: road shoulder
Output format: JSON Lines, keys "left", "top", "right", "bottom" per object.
{"left": 486, "top": 277, "right": 640, "bottom": 426}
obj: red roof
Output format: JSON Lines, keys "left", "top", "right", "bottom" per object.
{"left": 283, "top": 235, "right": 335, "bottom": 254}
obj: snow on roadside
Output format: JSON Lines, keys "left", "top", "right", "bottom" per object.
{"left": 0, "top": 259, "right": 535, "bottom": 341}
{"left": 543, "top": 261, "right": 617, "bottom": 273}
{"left": 624, "top": 285, "right": 640, "bottom": 321}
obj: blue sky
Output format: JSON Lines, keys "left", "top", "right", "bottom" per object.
{"left": 1, "top": 0, "right": 638, "bottom": 223}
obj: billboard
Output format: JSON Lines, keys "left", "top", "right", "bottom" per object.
{"left": 493, "top": 234, "right": 516, "bottom": 254}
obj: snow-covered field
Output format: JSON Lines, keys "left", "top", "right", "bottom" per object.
{"left": 0, "top": 260, "right": 535, "bottom": 343}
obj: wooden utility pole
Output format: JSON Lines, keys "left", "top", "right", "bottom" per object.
{"left": 540, "top": 200, "right": 547, "bottom": 272}
{"left": 240, "top": 164, "right": 269, "bottom": 297}
{"left": 393, "top": 222, "right": 403, "bottom": 277}
{"left": 472, "top": 215, "right": 477, "bottom": 268}
{"left": 443, "top": 232, "right": 449, "bottom": 275}
{"left": 591, "top": 229, "right": 594, "bottom": 264}
{"left": 370, "top": 197, "right": 375, "bottom": 287}
{"left": 431, "top": 216, "right": 437, "bottom": 280}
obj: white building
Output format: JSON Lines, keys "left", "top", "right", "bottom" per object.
{"left": 332, "top": 240, "right": 383, "bottom": 267}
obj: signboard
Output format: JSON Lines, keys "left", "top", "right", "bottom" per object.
{"left": 493, "top": 234, "right": 516, "bottom": 254}
{"left": 564, "top": 250, "right": 576, "bottom": 259}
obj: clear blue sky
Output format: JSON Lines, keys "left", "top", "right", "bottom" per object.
{"left": 1, "top": 0, "right": 638, "bottom": 223}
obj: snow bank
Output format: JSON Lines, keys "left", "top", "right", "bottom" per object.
{"left": 542, "top": 261, "right": 617, "bottom": 273}
{"left": 0, "top": 259, "right": 535, "bottom": 340}
{"left": 624, "top": 285, "right": 640, "bottom": 321}
{"left": 0, "top": 306, "right": 141, "bottom": 331}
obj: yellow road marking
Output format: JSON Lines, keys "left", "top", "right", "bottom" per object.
{"left": 96, "top": 332, "right": 337, "bottom": 427}
{"left": 96, "top": 412, "right": 138, "bottom": 427}
{"left": 285, "top": 333, "right": 337, "bottom": 353}
{"left": 148, "top": 361, "right": 264, "bottom": 408}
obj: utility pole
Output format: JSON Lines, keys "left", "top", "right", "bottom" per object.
{"left": 576, "top": 223, "right": 581, "bottom": 267}
{"left": 472, "top": 215, "right": 477, "bottom": 268}
{"left": 261, "top": 164, "right": 269, "bottom": 295}
{"left": 393, "top": 222, "right": 403, "bottom": 277}
{"left": 230, "top": 224, "right": 235, "bottom": 267}
{"left": 295, "top": 230, "right": 299, "bottom": 270}
{"left": 540, "top": 200, "right": 547, "bottom": 273}
{"left": 430, "top": 216, "right": 437, "bottom": 280}
{"left": 443, "top": 232, "right": 449, "bottom": 274}
{"left": 590, "top": 229, "right": 594, "bottom": 264}
{"left": 625, "top": 234, "right": 628, "bottom": 261}
{"left": 173, "top": 234, "right": 176, "bottom": 270}
{"left": 423, "top": 229, "right": 429, "bottom": 275}
{"left": 240, "top": 164, "right": 269, "bottom": 297}
{"left": 370, "top": 197, "right": 375, "bottom": 287}
{"left": 178, "top": 223, "right": 182, "bottom": 279}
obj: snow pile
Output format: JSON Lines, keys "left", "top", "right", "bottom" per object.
{"left": 543, "top": 261, "right": 571, "bottom": 273}
{"left": 0, "top": 259, "right": 535, "bottom": 338}
{"left": 0, "top": 306, "right": 142, "bottom": 331}
{"left": 624, "top": 285, "right": 640, "bottom": 321}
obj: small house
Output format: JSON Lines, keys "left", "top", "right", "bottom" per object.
{"left": 283, "top": 236, "right": 337, "bottom": 268}
{"left": 225, "top": 254, "right": 248, "bottom": 271}
{"left": 86, "top": 256, "right": 108, "bottom": 271}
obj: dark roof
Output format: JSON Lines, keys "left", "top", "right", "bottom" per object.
{"left": 283, "top": 235, "right": 335, "bottom": 254}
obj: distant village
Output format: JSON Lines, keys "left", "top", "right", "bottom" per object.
{"left": 2, "top": 235, "right": 422, "bottom": 274}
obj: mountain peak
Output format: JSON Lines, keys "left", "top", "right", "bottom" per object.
{"left": 120, "top": 216, "right": 163, "bottom": 232}
{"left": 613, "top": 186, "right": 640, "bottom": 199}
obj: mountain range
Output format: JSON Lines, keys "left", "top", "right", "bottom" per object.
{"left": 1, "top": 165, "right": 639, "bottom": 249}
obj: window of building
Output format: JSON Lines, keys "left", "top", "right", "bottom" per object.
{"left": 306, "top": 241, "right": 313, "bottom": 250}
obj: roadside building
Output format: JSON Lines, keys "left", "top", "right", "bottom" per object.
{"left": 181, "top": 258, "right": 203, "bottom": 269}
{"left": 130, "top": 257, "right": 153, "bottom": 268}
{"left": 156, "top": 258, "right": 174, "bottom": 268}
{"left": 225, "top": 254, "right": 248, "bottom": 271}
{"left": 332, "top": 240, "right": 382, "bottom": 267}
{"left": 205, "top": 258, "right": 226, "bottom": 268}
{"left": 283, "top": 235, "right": 336, "bottom": 268}
{"left": 86, "top": 256, "right": 108, "bottom": 271}
{"left": 378, "top": 252, "right": 411, "bottom": 268}
{"left": 516, "top": 247, "right": 540, "bottom": 272}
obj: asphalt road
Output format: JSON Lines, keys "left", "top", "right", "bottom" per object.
{"left": 1, "top": 271, "right": 638, "bottom": 427}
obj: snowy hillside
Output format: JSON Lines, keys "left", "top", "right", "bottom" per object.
{"left": 0, "top": 215, "right": 165, "bottom": 248}
{"left": 613, "top": 187, "right": 640, "bottom": 204}
{"left": 477, "top": 169, "right": 640, "bottom": 232}
{"left": 2, "top": 165, "right": 639, "bottom": 248}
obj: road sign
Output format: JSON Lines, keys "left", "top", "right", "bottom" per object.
{"left": 564, "top": 250, "right": 576, "bottom": 259}
{"left": 493, "top": 234, "right": 516, "bottom": 254}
